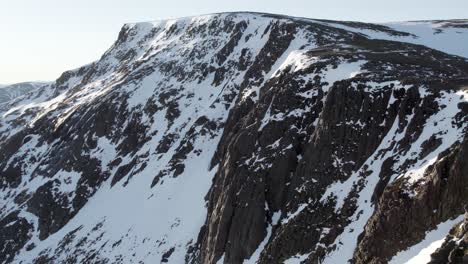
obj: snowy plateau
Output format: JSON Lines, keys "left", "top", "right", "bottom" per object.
{"left": 0, "top": 12, "right": 468, "bottom": 264}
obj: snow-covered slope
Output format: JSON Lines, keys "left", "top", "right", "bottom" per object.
{"left": 0, "top": 12, "right": 468, "bottom": 264}
{"left": 0, "top": 82, "right": 48, "bottom": 105}
{"left": 385, "top": 20, "right": 468, "bottom": 58}
{"left": 315, "top": 19, "right": 468, "bottom": 58}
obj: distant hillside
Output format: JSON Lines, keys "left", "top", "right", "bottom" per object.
{"left": 0, "top": 82, "right": 49, "bottom": 105}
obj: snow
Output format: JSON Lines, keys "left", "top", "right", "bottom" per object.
{"left": 283, "top": 253, "right": 310, "bottom": 264}
{"left": 89, "top": 136, "right": 118, "bottom": 170}
{"left": 8, "top": 13, "right": 247, "bottom": 263}
{"left": 216, "top": 254, "right": 225, "bottom": 264}
{"left": 319, "top": 60, "right": 367, "bottom": 92}
{"left": 272, "top": 50, "right": 319, "bottom": 76}
{"left": 258, "top": 99, "right": 283, "bottom": 131}
{"left": 243, "top": 28, "right": 318, "bottom": 103}
{"left": 15, "top": 126, "right": 225, "bottom": 263}
{"left": 385, "top": 21, "right": 468, "bottom": 58}
{"left": 239, "top": 22, "right": 281, "bottom": 101}
{"left": 389, "top": 214, "right": 464, "bottom": 264}
{"left": 258, "top": 59, "right": 366, "bottom": 131}
{"left": 320, "top": 109, "right": 403, "bottom": 263}
{"left": 282, "top": 203, "right": 307, "bottom": 224}
{"left": 393, "top": 90, "right": 468, "bottom": 185}
{"left": 316, "top": 20, "right": 468, "bottom": 58}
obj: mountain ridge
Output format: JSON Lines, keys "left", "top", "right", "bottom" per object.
{"left": 0, "top": 82, "right": 50, "bottom": 105}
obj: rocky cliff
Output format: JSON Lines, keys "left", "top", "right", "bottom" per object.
{"left": 0, "top": 12, "right": 467, "bottom": 264}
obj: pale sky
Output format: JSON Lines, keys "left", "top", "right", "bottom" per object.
{"left": 1, "top": 0, "right": 467, "bottom": 84}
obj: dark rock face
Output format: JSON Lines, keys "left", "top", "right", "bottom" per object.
{"left": 1, "top": 12, "right": 468, "bottom": 264}
{"left": 199, "top": 39, "right": 468, "bottom": 264}
{"left": 0, "top": 211, "right": 33, "bottom": 263}
{"left": 27, "top": 180, "right": 73, "bottom": 240}
{"left": 354, "top": 136, "right": 468, "bottom": 263}
{"left": 429, "top": 208, "right": 468, "bottom": 264}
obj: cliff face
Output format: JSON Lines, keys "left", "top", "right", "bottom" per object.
{"left": 0, "top": 13, "right": 467, "bottom": 264}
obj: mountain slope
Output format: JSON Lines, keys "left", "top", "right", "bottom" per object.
{"left": 0, "top": 82, "right": 48, "bottom": 105}
{"left": 0, "top": 12, "right": 467, "bottom": 264}
{"left": 314, "top": 19, "right": 468, "bottom": 58}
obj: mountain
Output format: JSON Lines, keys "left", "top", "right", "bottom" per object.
{"left": 0, "top": 82, "right": 49, "bottom": 105}
{"left": 0, "top": 12, "right": 467, "bottom": 264}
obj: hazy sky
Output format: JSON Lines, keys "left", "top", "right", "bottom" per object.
{"left": 1, "top": 0, "right": 467, "bottom": 84}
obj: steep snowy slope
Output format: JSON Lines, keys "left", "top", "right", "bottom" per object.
{"left": 0, "top": 12, "right": 467, "bottom": 264}
{"left": 0, "top": 82, "right": 48, "bottom": 105}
